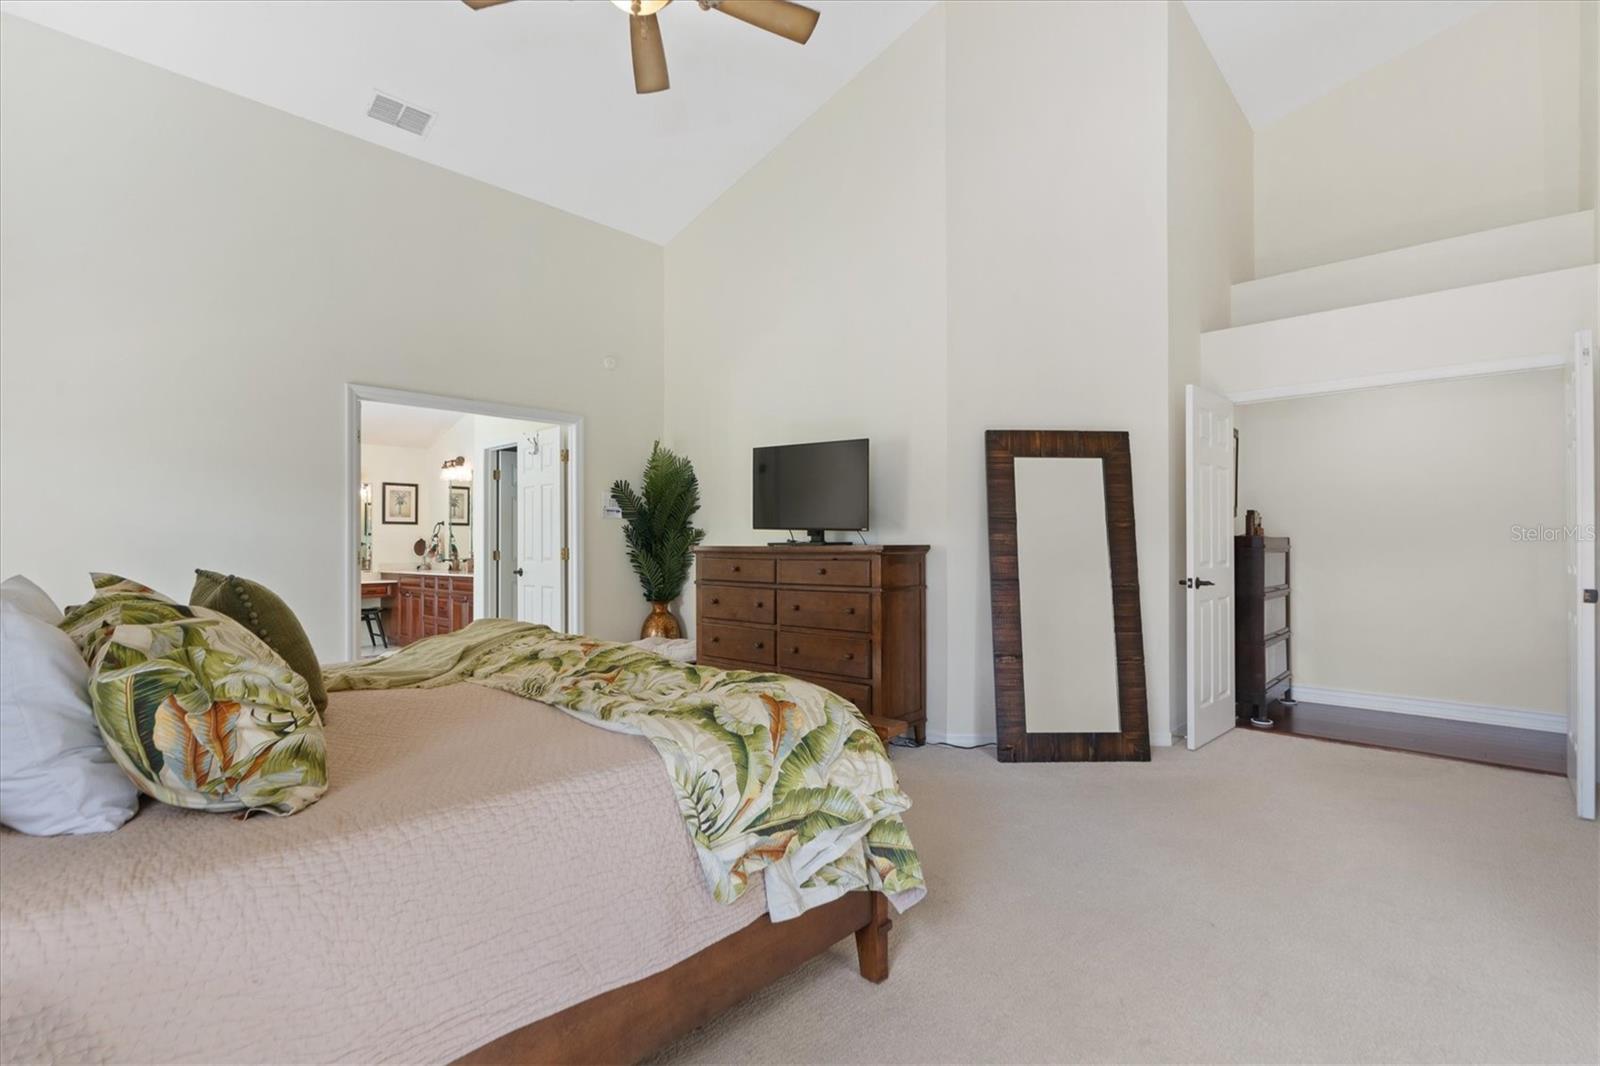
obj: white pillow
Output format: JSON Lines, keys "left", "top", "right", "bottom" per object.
{"left": 2, "top": 574, "right": 62, "bottom": 624}
{"left": 0, "top": 578, "right": 139, "bottom": 835}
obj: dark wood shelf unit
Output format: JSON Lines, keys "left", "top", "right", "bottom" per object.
{"left": 1236, "top": 535, "right": 1292, "bottom": 721}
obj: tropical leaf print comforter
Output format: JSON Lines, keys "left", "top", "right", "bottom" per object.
{"left": 325, "top": 621, "right": 925, "bottom": 921}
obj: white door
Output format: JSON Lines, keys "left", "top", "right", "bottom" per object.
{"left": 492, "top": 446, "right": 518, "bottom": 618}
{"left": 1565, "top": 330, "right": 1595, "bottom": 820}
{"left": 518, "top": 427, "right": 566, "bottom": 630}
{"left": 1186, "top": 384, "right": 1237, "bottom": 750}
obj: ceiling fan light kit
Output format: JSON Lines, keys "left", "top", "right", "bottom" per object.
{"left": 465, "top": 0, "right": 820, "bottom": 94}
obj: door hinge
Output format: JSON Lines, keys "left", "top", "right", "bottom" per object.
{"left": 560, "top": 448, "right": 570, "bottom": 463}
{"left": 492, "top": 468, "right": 500, "bottom": 482}
{"left": 491, "top": 549, "right": 500, "bottom": 562}
{"left": 560, "top": 547, "right": 570, "bottom": 562}
{"left": 1585, "top": 589, "right": 1598, "bottom": 604}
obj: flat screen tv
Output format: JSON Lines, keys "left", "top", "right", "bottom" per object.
{"left": 753, "top": 439, "right": 869, "bottom": 543}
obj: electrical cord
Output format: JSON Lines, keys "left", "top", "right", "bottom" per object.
{"left": 889, "top": 738, "right": 996, "bottom": 751}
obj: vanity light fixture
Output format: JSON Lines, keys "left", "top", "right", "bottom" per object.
{"left": 440, "top": 456, "right": 472, "bottom": 482}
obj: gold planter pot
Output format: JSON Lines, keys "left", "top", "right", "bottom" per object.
{"left": 640, "top": 601, "right": 683, "bottom": 639}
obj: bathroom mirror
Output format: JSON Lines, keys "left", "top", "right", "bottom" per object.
{"left": 985, "top": 430, "right": 1150, "bottom": 762}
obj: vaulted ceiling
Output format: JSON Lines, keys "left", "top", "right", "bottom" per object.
{"left": 3, "top": 0, "right": 1501, "bottom": 241}
{"left": 0, "top": 0, "right": 933, "bottom": 244}
{"left": 1184, "top": 0, "right": 1494, "bottom": 128}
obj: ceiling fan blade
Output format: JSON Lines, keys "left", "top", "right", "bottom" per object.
{"left": 709, "top": 0, "right": 819, "bottom": 45}
{"left": 630, "top": 13, "right": 670, "bottom": 94}
{"left": 461, "top": 0, "right": 514, "bottom": 9}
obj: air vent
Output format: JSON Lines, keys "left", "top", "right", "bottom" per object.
{"left": 367, "top": 92, "right": 433, "bottom": 137}
{"left": 395, "top": 106, "right": 431, "bottom": 136}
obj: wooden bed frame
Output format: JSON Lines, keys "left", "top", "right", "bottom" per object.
{"left": 455, "top": 890, "right": 892, "bottom": 1065}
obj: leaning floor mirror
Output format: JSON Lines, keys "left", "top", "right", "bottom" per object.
{"left": 985, "top": 430, "right": 1151, "bottom": 762}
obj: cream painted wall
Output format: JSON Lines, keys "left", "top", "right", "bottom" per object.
{"left": 1166, "top": 2, "right": 1254, "bottom": 739}
{"left": 667, "top": 2, "right": 1181, "bottom": 746}
{"left": 0, "top": 15, "right": 664, "bottom": 657}
{"left": 664, "top": 7, "right": 950, "bottom": 729}
{"left": 1582, "top": 0, "right": 1598, "bottom": 256}
{"left": 1255, "top": 0, "right": 1586, "bottom": 276}
{"left": 361, "top": 443, "right": 435, "bottom": 571}
{"left": 1237, "top": 373, "right": 1568, "bottom": 716}
{"left": 428, "top": 414, "right": 476, "bottom": 568}
{"left": 944, "top": 0, "right": 1172, "bottom": 746}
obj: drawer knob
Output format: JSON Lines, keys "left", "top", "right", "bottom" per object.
{"left": 792, "top": 604, "right": 801, "bottom": 611}
{"left": 843, "top": 653, "right": 854, "bottom": 661}
{"left": 790, "top": 646, "right": 800, "bottom": 654}
{"left": 732, "top": 565, "right": 741, "bottom": 573}
{"left": 817, "top": 567, "right": 827, "bottom": 575}
{"left": 754, "top": 642, "right": 764, "bottom": 650}
{"left": 710, "top": 598, "right": 720, "bottom": 605}
{"left": 711, "top": 637, "right": 720, "bottom": 644}
{"left": 844, "top": 607, "right": 855, "bottom": 615}
{"left": 755, "top": 601, "right": 764, "bottom": 608}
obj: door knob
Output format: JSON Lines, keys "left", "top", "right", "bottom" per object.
{"left": 514, "top": 568, "right": 524, "bottom": 577}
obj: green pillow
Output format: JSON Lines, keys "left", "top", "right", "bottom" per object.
{"left": 190, "top": 570, "right": 327, "bottom": 713}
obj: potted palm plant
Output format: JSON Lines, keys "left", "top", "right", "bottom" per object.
{"left": 610, "top": 442, "right": 706, "bottom": 638}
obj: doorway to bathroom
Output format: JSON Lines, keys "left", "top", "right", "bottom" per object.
{"left": 344, "top": 384, "right": 583, "bottom": 662}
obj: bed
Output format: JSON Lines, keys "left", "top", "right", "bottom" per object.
{"left": 0, "top": 684, "right": 894, "bottom": 1064}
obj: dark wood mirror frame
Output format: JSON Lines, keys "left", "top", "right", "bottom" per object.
{"left": 985, "top": 430, "right": 1151, "bottom": 762}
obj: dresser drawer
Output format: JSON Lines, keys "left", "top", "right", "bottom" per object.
{"left": 700, "top": 584, "right": 775, "bottom": 625}
{"left": 785, "top": 672, "right": 873, "bottom": 713}
{"left": 699, "top": 622, "right": 776, "bottom": 667}
{"left": 777, "top": 557, "right": 871, "bottom": 588}
{"left": 780, "top": 631, "right": 871, "bottom": 680}
{"left": 698, "top": 555, "right": 774, "bottom": 584}
{"left": 779, "top": 589, "right": 870, "bottom": 632}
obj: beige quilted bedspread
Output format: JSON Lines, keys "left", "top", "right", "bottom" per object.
{"left": 0, "top": 685, "right": 766, "bottom": 1064}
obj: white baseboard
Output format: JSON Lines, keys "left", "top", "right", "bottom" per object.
{"left": 923, "top": 731, "right": 1177, "bottom": 747}
{"left": 1290, "top": 686, "right": 1565, "bottom": 734}
{"left": 923, "top": 731, "right": 996, "bottom": 749}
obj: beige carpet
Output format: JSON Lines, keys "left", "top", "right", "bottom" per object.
{"left": 654, "top": 730, "right": 1599, "bottom": 1064}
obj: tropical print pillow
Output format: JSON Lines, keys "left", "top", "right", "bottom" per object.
{"left": 64, "top": 574, "right": 327, "bottom": 816}
{"left": 61, "top": 574, "right": 186, "bottom": 663}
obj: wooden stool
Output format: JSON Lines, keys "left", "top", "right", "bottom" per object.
{"left": 361, "top": 606, "right": 388, "bottom": 648}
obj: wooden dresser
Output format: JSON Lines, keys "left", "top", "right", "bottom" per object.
{"left": 390, "top": 572, "right": 474, "bottom": 646}
{"left": 693, "top": 545, "right": 929, "bottom": 744}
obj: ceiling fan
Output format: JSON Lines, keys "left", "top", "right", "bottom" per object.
{"left": 462, "top": 0, "right": 821, "bottom": 95}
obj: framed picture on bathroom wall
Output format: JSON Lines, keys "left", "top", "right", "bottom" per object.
{"left": 450, "top": 484, "right": 471, "bottom": 525}
{"left": 382, "top": 482, "right": 418, "bottom": 524}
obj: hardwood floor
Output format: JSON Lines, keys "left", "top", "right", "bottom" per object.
{"left": 1241, "top": 702, "right": 1565, "bottom": 775}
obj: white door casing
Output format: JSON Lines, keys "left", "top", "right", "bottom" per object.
{"left": 1565, "top": 330, "right": 1595, "bottom": 820}
{"left": 1186, "top": 385, "right": 1237, "bottom": 751}
{"left": 519, "top": 426, "right": 566, "bottom": 630}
